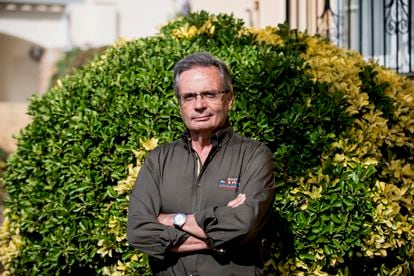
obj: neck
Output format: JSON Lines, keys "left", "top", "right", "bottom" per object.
{"left": 190, "top": 130, "right": 212, "bottom": 150}
{"left": 190, "top": 131, "right": 213, "bottom": 164}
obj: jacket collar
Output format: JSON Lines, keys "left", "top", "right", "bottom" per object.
{"left": 181, "top": 119, "right": 233, "bottom": 152}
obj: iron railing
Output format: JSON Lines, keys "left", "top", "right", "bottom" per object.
{"left": 286, "top": 0, "right": 414, "bottom": 75}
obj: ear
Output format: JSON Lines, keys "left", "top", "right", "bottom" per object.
{"left": 226, "top": 92, "right": 234, "bottom": 110}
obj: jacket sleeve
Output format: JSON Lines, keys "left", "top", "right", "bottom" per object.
{"left": 194, "top": 144, "right": 275, "bottom": 250}
{"left": 127, "top": 151, "right": 189, "bottom": 260}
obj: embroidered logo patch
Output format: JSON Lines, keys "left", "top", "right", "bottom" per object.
{"left": 218, "top": 177, "right": 240, "bottom": 190}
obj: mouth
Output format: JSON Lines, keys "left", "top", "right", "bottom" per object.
{"left": 192, "top": 114, "right": 212, "bottom": 121}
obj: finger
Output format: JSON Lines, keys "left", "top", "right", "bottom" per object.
{"left": 227, "top": 199, "right": 237, "bottom": 208}
{"left": 227, "top": 197, "right": 240, "bottom": 207}
{"left": 237, "top": 193, "right": 246, "bottom": 202}
{"left": 234, "top": 194, "right": 246, "bottom": 207}
{"left": 227, "top": 193, "right": 246, "bottom": 208}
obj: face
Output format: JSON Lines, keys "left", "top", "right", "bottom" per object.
{"left": 178, "top": 66, "right": 233, "bottom": 136}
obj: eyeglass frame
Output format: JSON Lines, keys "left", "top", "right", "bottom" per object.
{"left": 178, "top": 89, "right": 229, "bottom": 104}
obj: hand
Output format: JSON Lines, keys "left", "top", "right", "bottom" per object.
{"left": 168, "top": 235, "right": 209, "bottom": 253}
{"left": 158, "top": 213, "right": 174, "bottom": 226}
{"left": 227, "top": 193, "right": 246, "bottom": 208}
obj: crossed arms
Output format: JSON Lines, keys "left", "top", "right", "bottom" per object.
{"left": 127, "top": 144, "right": 275, "bottom": 260}
{"left": 157, "top": 193, "right": 246, "bottom": 253}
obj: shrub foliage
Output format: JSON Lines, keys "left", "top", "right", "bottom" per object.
{"left": 0, "top": 12, "right": 413, "bottom": 275}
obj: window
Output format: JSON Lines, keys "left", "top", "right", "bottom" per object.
{"left": 286, "top": 0, "right": 414, "bottom": 75}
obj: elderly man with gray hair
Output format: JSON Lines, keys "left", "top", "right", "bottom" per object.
{"left": 127, "top": 52, "right": 275, "bottom": 275}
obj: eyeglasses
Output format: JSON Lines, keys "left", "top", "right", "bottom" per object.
{"left": 179, "top": 90, "right": 229, "bottom": 103}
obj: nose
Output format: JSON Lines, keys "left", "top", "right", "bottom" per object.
{"left": 193, "top": 94, "right": 208, "bottom": 109}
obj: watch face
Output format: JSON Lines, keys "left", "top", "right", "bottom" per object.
{"left": 174, "top": 213, "right": 186, "bottom": 227}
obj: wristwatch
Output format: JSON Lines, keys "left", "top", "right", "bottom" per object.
{"left": 173, "top": 213, "right": 187, "bottom": 229}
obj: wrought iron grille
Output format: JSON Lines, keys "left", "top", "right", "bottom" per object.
{"left": 286, "top": 0, "right": 414, "bottom": 75}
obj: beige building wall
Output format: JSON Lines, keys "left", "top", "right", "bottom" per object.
{"left": 285, "top": 0, "right": 328, "bottom": 35}
{"left": 0, "top": 5, "right": 66, "bottom": 48}
{"left": 0, "top": 33, "right": 40, "bottom": 102}
{"left": 260, "top": 0, "right": 285, "bottom": 27}
{"left": 67, "top": 0, "right": 187, "bottom": 47}
{"left": 0, "top": 33, "right": 58, "bottom": 102}
{"left": 117, "top": 0, "right": 183, "bottom": 39}
{"left": 191, "top": 0, "right": 286, "bottom": 28}
{"left": 0, "top": 33, "right": 62, "bottom": 153}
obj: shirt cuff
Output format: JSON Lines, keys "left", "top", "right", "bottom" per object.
{"left": 159, "top": 227, "right": 189, "bottom": 249}
{"left": 194, "top": 207, "right": 218, "bottom": 232}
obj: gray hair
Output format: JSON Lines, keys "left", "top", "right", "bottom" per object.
{"left": 173, "top": 52, "right": 233, "bottom": 98}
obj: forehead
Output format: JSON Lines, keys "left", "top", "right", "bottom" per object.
{"left": 179, "top": 66, "right": 222, "bottom": 92}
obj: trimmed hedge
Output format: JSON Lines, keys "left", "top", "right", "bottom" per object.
{"left": 0, "top": 11, "right": 413, "bottom": 275}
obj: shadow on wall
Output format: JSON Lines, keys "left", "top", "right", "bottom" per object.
{"left": 0, "top": 102, "right": 31, "bottom": 154}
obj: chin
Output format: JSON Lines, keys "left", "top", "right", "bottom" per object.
{"left": 192, "top": 126, "right": 213, "bottom": 132}
{"left": 190, "top": 124, "right": 215, "bottom": 132}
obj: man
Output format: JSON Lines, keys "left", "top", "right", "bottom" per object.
{"left": 127, "top": 52, "right": 275, "bottom": 275}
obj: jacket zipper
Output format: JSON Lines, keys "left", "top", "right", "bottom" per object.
{"left": 191, "top": 147, "right": 218, "bottom": 212}
{"left": 191, "top": 151, "right": 202, "bottom": 212}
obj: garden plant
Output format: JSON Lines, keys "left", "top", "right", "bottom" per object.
{"left": 0, "top": 11, "right": 413, "bottom": 275}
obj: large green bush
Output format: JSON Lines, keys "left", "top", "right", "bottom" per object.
{"left": 0, "top": 12, "right": 413, "bottom": 275}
